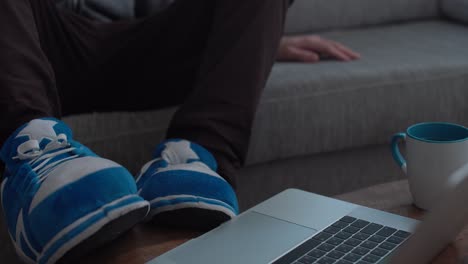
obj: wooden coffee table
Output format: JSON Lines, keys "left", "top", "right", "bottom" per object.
{"left": 77, "top": 179, "right": 468, "bottom": 263}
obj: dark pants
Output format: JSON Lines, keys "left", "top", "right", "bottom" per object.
{"left": 0, "top": 0, "right": 288, "bottom": 184}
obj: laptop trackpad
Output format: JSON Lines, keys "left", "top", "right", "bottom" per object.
{"left": 149, "top": 211, "right": 317, "bottom": 264}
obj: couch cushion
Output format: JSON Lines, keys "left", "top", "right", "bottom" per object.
{"left": 247, "top": 20, "right": 468, "bottom": 164}
{"left": 65, "top": 20, "right": 468, "bottom": 172}
{"left": 441, "top": 0, "right": 468, "bottom": 24}
{"left": 285, "top": 0, "right": 440, "bottom": 34}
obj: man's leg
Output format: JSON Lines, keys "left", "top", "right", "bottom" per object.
{"left": 129, "top": 0, "right": 289, "bottom": 229}
{"left": 0, "top": 2, "right": 150, "bottom": 263}
{"left": 166, "top": 0, "right": 289, "bottom": 185}
{"left": 0, "top": 0, "right": 61, "bottom": 145}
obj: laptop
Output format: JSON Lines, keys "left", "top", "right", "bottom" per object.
{"left": 147, "top": 165, "right": 468, "bottom": 264}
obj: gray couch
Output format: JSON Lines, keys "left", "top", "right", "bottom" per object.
{"left": 61, "top": 0, "right": 468, "bottom": 211}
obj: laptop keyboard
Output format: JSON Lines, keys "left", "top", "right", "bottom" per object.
{"left": 272, "top": 216, "right": 411, "bottom": 264}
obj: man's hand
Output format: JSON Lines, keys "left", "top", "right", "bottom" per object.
{"left": 277, "top": 35, "right": 361, "bottom": 63}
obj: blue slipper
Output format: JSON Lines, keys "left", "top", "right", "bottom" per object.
{"left": 0, "top": 118, "right": 149, "bottom": 264}
{"left": 136, "top": 139, "right": 239, "bottom": 230}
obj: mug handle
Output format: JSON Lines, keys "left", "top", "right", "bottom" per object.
{"left": 391, "top": 133, "right": 407, "bottom": 174}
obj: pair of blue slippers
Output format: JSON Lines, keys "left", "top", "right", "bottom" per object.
{"left": 0, "top": 118, "right": 239, "bottom": 264}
